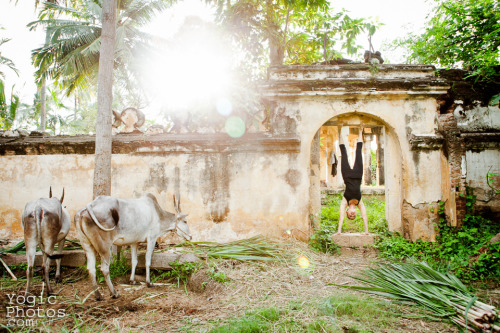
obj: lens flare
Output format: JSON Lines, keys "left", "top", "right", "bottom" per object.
{"left": 225, "top": 116, "right": 245, "bottom": 138}
{"left": 216, "top": 98, "right": 232, "bottom": 116}
{"left": 297, "top": 255, "right": 311, "bottom": 268}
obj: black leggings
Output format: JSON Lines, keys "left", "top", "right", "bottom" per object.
{"left": 340, "top": 142, "right": 363, "bottom": 202}
{"left": 340, "top": 142, "right": 363, "bottom": 178}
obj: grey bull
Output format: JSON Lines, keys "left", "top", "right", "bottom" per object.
{"left": 21, "top": 188, "right": 70, "bottom": 296}
{"left": 75, "top": 193, "right": 192, "bottom": 300}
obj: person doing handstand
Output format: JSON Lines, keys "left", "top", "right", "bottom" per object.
{"left": 334, "top": 125, "right": 369, "bottom": 235}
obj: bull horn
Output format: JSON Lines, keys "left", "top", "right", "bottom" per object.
{"left": 60, "top": 188, "right": 65, "bottom": 204}
{"left": 49, "top": 186, "right": 52, "bottom": 198}
{"left": 173, "top": 194, "right": 179, "bottom": 213}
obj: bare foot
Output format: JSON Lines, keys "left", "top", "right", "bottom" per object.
{"left": 333, "top": 232, "right": 342, "bottom": 236}
{"left": 362, "top": 232, "right": 369, "bottom": 235}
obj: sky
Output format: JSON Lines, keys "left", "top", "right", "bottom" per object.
{"left": 0, "top": 0, "right": 434, "bottom": 107}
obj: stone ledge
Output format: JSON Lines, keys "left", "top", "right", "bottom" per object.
{"left": 2, "top": 250, "right": 201, "bottom": 271}
{"left": 0, "top": 133, "right": 301, "bottom": 156}
{"left": 331, "top": 233, "right": 375, "bottom": 248}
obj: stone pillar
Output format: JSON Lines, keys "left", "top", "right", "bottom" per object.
{"left": 309, "top": 130, "right": 321, "bottom": 229}
{"left": 363, "top": 133, "right": 372, "bottom": 185}
{"left": 373, "top": 127, "right": 385, "bottom": 186}
{"left": 439, "top": 113, "right": 466, "bottom": 226}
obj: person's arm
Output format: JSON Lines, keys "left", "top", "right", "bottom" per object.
{"left": 358, "top": 199, "right": 369, "bottom": 234}
{"left": 358, "top": 125, "right": 364, "bottom": 143}
{"left": 335, "top": 197, "right": 348, "bottom": 235}
{"left": 338, "top": 125, "right": 344, "bottom": 146}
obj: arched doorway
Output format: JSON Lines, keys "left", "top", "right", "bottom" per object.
{"left": 309, "top": 113, "right": 403, "bottom": 234}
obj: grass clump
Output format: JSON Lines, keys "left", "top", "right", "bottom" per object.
{"left": 96, "top": 251, "right": 130, "bottom": 283}
{"left": 309, "top": 225, "right": 340, "bottom": 255}
{"left": 207, "top": 263, "right": 230, "bottom": 284}
{"left": 152, "top": 260, "right": 202, "bottom": 287}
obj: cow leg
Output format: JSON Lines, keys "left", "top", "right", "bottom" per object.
{"left": 24, "top": 238, "right": 36, "bottom": 296}
{"left": 145, "top": 238, "right": 157, "bottom": 288}
{"left": 55, "top": 238, "right": 65, "bottom": 283}
{"left": 100, "top": 251, "right": 119, "bottom": 299}
{"left": 42, "top": 252, "right": 54, "bottom": 296}
{"left": 129, "top": 244, "right": 138, "bottom": 285}
{"left": 81, "top": 240, "right": 103, "bottom": 301}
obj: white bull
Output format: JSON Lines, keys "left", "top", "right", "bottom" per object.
{"left": 21, "top": 188, "right": 70, "bottom": 296}
{"left": 75, "top": 193, "right": 191, "bottom": 300}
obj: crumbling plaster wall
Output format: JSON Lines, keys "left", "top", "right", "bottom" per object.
{"left": 0, "top": 139, "right": 307, "bottom": 242}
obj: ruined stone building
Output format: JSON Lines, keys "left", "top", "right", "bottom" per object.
{"left": 1, "top": 65, "right": 499, "bottom": 242}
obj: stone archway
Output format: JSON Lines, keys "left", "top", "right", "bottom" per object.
{"left": 263, "top": 64, "right": 450, "bottom": 241}
{"left": 309, "top": 112, "right": 403, "bottom": 234}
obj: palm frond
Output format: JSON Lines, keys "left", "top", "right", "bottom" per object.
{"left": 335, "top": 259, "right": 499, "bottom": 332}
{"left": 176, "top": 235, "right": 283, "bottom": 262}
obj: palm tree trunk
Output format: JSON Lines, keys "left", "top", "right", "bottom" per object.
{"left": 39, "top": 78, "right": 47, "bottom": 131}
{"left": 93, "top": 0, "right": 117, "bottom": 198}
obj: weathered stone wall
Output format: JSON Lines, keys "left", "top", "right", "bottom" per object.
{"left": 1, "top": 64, "right": 498, "bottom": 243}
{"left": 0, "top": 134, "right": 306, "bottom": 242}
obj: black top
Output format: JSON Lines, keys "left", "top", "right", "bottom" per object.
{"left": 340, "top": 142, "right": 363, "bottom": 203}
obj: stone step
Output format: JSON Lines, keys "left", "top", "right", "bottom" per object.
{"left": 331, "top": 233, "right": 375, "bottom": 248}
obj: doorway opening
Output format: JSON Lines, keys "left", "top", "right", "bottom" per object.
{"left": 310, "top": 114, "right": 398, "bottom": 235}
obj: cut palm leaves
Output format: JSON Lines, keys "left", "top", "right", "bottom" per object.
{"left": 0, "top": 239, "right": 82, "bottom": 255}
{"left": 334, "top": 260, "right": 499, "bottom": 332}
{"left": 175, "top": 235, "right": 282, "bottom": 262}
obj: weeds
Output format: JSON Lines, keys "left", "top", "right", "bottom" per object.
{"left": 96, "top": 251, "right": 130, "bottom": 284}
{"left": 152, "top": 260, "right": 202, "bottom": 287}
{"left": 309, "top": 225, "right": 340, "bottom": 255}
{"left": 376, "top": 190, "right": 500, "bottom": 284}
{"left": 207, "top": 263, "right": 230, "bottom": 284}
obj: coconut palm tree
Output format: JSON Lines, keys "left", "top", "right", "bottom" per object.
{"left": 29, "top": 0, "right": 170, "bottom": 97}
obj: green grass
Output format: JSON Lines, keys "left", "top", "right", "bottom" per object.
{"left": 321, "top": 194, "right": 387, "bottom": 234}
{"left": 200, "top": 293, "right": 418, "bottom": 333}
{"left": 309, "top": 194, "right": 386, "bottom": 254}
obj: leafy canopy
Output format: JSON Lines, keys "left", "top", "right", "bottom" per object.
{"left": 396, "top": 0, "right": 500, "bottom": 82}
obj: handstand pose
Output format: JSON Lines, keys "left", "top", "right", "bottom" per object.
{"left": 334, "top": 125, "right": 369, "bottom": 235}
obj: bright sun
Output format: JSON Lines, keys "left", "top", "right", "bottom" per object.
{"left": 141, "top": 0, "right": 233, "bottom": 118}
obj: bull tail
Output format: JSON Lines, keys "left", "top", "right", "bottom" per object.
{"left": 34, "top": 205, "right": 64, "bottom": 260}
{"left": 86, "top": 204, "right": 116, "bottom": 231}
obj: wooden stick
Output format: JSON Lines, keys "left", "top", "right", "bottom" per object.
{"left": 0, "top": 256, "right": 17, "bottom": 280}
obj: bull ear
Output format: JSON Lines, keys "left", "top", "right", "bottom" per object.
{"left": 49, "top": 186, "right": 52, "bottom": 198}
{"left": 60, "top": 188, "right": 65, "bottom": 204}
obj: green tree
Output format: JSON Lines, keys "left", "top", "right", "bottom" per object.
{"left": 210, "top": 0, "right": 377, "bottom": 73}
{"left": 0, "top": 30, "right": 21, "bottom": 130}
{"left": 396, "top": 0, "right": 500, "bottom": 84}
{"left": 29, "top": 0, "right": 170, "bottom": 97}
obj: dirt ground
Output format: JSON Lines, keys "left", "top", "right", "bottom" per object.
{"left": 0, "top": 240, "right": 478, "bottom": 332}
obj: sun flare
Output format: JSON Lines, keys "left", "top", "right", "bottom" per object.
{"left": 141, "top": 1, "right": 234, "bottom": 117}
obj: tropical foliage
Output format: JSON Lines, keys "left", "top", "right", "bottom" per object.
{"left": 376, "top": 214, "right": 500, "bottom": 283}
{"left": 210, "top": 0, "right": 380, "bottom": 74}
{"left": 395, "top": 0, "right": 500, "bottom": 83}
{"left": 0, "top": 31, "right": 21, "bottom": 130}
{"left": 29, "top": 0, "right": 171, "bottom": 97}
